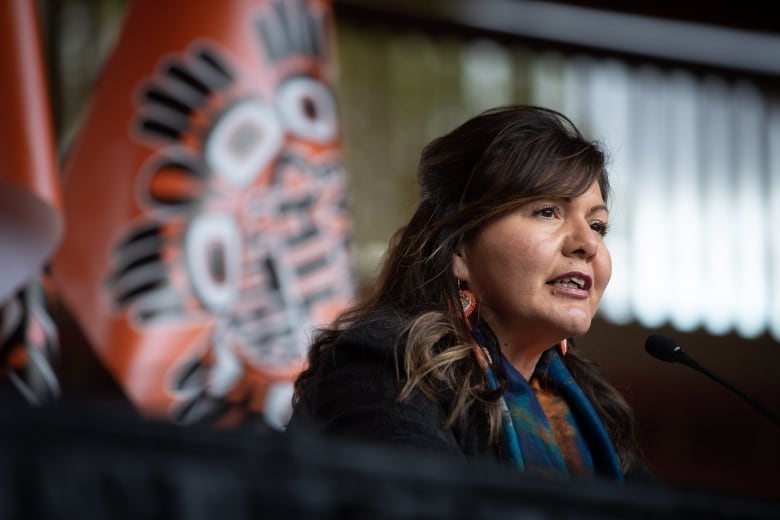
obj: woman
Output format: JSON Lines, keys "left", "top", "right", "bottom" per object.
{"left": 288, "top": 105, "right": 642, "bottom": 481}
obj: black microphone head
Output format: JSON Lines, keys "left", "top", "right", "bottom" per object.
{"left": 644, "top": 334, "right": 683, "bottom": 363}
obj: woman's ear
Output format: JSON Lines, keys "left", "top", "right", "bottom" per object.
{"left": 452, "top": 247, "right": 470, "bottom": 282}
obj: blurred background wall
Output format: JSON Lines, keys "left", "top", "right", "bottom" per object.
{"left": 38, "top": 0, "right": 780, "bottom": 500}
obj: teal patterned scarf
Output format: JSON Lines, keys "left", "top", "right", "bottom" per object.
{"left": 473, "top": 336, "right": 623, "bottom": 481}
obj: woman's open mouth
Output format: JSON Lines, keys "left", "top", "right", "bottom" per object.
{"left": 547, "top": 272, "right": 592, "bottom": 291}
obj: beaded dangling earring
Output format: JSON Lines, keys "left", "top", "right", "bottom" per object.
{"left": 458, "top": 280, "right": 476, "bottom": 319}
{"left": 559, "top": 339, "right": 568, "bottom": 356}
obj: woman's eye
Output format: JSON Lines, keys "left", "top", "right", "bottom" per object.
{"left": 590, "top": 220, "right": 610, "bottom": 237}
{"left": 534, "top": 206, "right": 557, "bottom": 218}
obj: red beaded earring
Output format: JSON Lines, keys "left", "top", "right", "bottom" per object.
{"left": 559, "top": 339, "right": 568, "bottom": 356}
{"left": 458, "top": 280, "right": 476, "bottom": 319}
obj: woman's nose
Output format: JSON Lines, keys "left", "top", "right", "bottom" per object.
{"left": 564, "top": 220, "right": 598, "bottom": 259}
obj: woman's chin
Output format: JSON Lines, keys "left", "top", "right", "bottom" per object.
{"left": 558, "top": 315, "right": 593, "bottom": 339}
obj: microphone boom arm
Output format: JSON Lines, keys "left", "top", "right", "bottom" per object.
{"left": 645, "top": 334, "right": 780, "bottom": 428}
{"left": 676, "top": 352, "right": 780, "bottom": 427}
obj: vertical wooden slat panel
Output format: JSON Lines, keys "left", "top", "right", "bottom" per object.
{"left": 666, "top": 70, "right": 702, "bottom": 333}
{"left": 700, "top": 78, "right": 737, "bottom": 336}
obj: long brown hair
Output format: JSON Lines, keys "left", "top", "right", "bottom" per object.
{"left": 294, "top": 105, "right": 638, "bottom": 471}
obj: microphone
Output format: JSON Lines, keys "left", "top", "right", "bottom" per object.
{"left": 644, "top": 334, "right": 780, "bottom": 427}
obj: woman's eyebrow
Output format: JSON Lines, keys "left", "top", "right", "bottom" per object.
{"left": 560, "top": 197, "right": 609, "bottom": 215}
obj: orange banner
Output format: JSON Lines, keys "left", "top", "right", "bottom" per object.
{"left": 0, "top": 0, "right": 61, "bottom": 404}
{"left": 52, "top": 0, "right": 355, "bottom": 428}
{"left": 0, "top": 0, "right": 62, "bottom": 303}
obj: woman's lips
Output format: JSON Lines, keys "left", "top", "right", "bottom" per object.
{"left": 546, "top": 272, "right": 592, "bottom": 293}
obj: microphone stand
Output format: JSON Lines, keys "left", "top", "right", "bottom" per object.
{"left": 675, "top": 350, "right": 780, "bottom": 428}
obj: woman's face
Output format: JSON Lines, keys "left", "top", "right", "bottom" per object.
{"left": 453, "top": 180, "right": 611, "bottom": 352}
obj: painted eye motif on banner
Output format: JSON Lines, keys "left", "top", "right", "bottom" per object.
{"left": 276, "top": 75, "right": 338, "bottom": 144}
{"left": 184, "top": 213, "right": 242, "bottom": 313}
{"left": 205, "top": 98, "right": 284, "bottom": 187}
